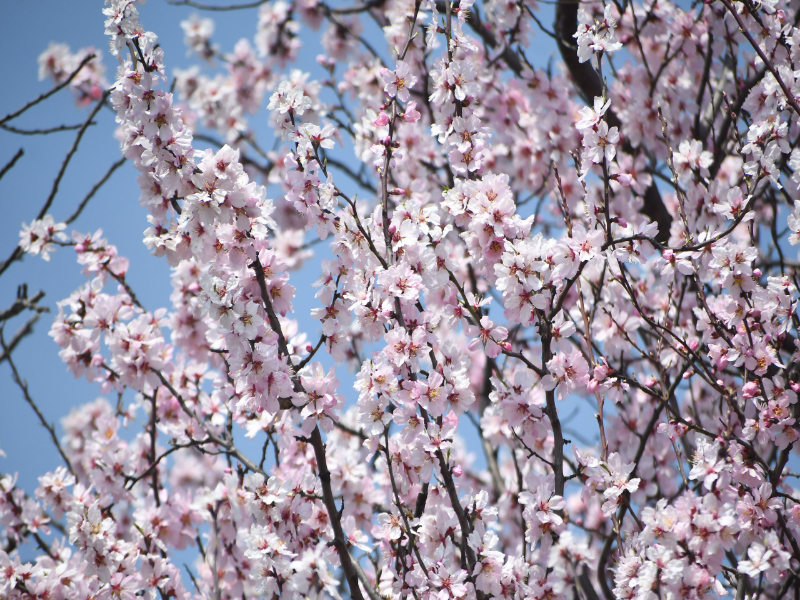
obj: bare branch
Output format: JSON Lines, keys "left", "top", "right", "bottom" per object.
{"left": 0, "top": 54, "right": 97, "bottom": 125}
{"left": 165, "top": 0, "right": 269, "bottom": 10}
{"left": 0, "top": 327, "right": 75, "bottom": 476}
{"left": 0, "top": 148, "right": 24, "bottom": 182}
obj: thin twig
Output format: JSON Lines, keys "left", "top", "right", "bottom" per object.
{"left": 1, "top": 327, "right": 75, "bottom": 476}
{"left": 0, "top": 54, "right": 97, "bottom": 125}
{"left": 0, "top": 148, "right": 24, "bottom": 182}
{"left": 719, "top": 0, "right": 800, "bottom": 118}
{"left": 0, "top": 92, "right": 110, "bottom": 278}
{"left": 0, "top": 314, "right": 41, "bottom": 365}
{"left": 166, "top": 0, "right": 269, "bottom": 10}
{"left": 0, "top": 122, "right": 95, "bottom": 136}
{"left": 65, "top": 157, "right": 127, "bottom": 225}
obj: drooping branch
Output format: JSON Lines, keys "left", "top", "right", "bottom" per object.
{"left": 1, "top": 328, "right": 74, "bottom": 476}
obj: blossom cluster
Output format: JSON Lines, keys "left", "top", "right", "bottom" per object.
{"left": 4, "top": 0, "right": 800, "bottom": 598}
{"left": 38, "top": 42, "right": 107, "bottom": 107}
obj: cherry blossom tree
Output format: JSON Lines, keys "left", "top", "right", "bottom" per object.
{"left": 3, "top": 0, "right": 800, "bottom": 598}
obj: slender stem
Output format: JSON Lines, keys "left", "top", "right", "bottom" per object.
{"left": 0, "top": 54, "right": 97, "bottom": 125}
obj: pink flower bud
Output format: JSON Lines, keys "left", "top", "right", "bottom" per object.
{"left": 613, "top": 173, "right": 633, "bottom": 187}
{"left": 742, "top": 381, "right": 760, "bottom": 399}
{"left": 452, "top": 465, "right": 463, "bottom": 477}
{"left": 593, "top": 363, "right": 611, "bottom": 381}
{"left": 373, "top": 112, "right": 390, "bottom": 127}
{"left": 689, "top": 339, "right": 699, "bottom": 351}
{"left": 753, "top": 268, "right": 762, "bottom": 278}
{"left": 587, "top": 379, "right": 600, "bottom": 393}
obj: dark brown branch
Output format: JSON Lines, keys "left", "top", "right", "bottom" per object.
{"left": 719, "top": 0, "right": 800, "bottom": 119}
{"left": 553, "top": 0, "right": 603, "bottom": 103}
{"left": 0, "top": 288, "right": 46, "bottom": 323}
{"left": 65, "top": 158, "right": 127, "bottom": 225}
{"left": 106, "top": 268, "right": 145, "bottom": 311}
{"left": 0, "top": 54, "right": 97, "bottom": 125}
{"left": 37, "top": 92, "right": 110, "bottom": 224}
{"left": 166, "top": 0, "right": 268, "bottom": 9}
{"left": 434, "top": 1, "right": 524, "bottom": 75}
{"left": 325, "top": 0, "right": 386, "bottom": 14}
{"left": 1, "top": 327, "right": 75, "bottom": 476}
{"left": 309, "top": 427, "right": 373, "bottom": 600}
{"left": 0, "top": 148, "right": 24, "bottom": 182}
{"left": 0, "top": 314, "right": 40, "bottom": 365}
{"left": 152, "top": 368, "right": 266, "bottom": 474}
{"left": 245, "top": 258, "right": 378, "bottom": 600}
{"left": 553, "top": 0, "right": 673, "bottom": 242}
{"left": 0, "top": 91, "right": 110, "bottom": 279}
{"left": 0, "top": 122, "right": 95, "bottom": 136}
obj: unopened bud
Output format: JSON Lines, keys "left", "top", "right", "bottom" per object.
{"left": 612, "top": 173, "right": 633, "bottom": 187}
{"left": 742, "top": 381, "right": 760, "bottom": 399}
{"left": 593, "top": 363, "right": 611, "bottom": 381}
